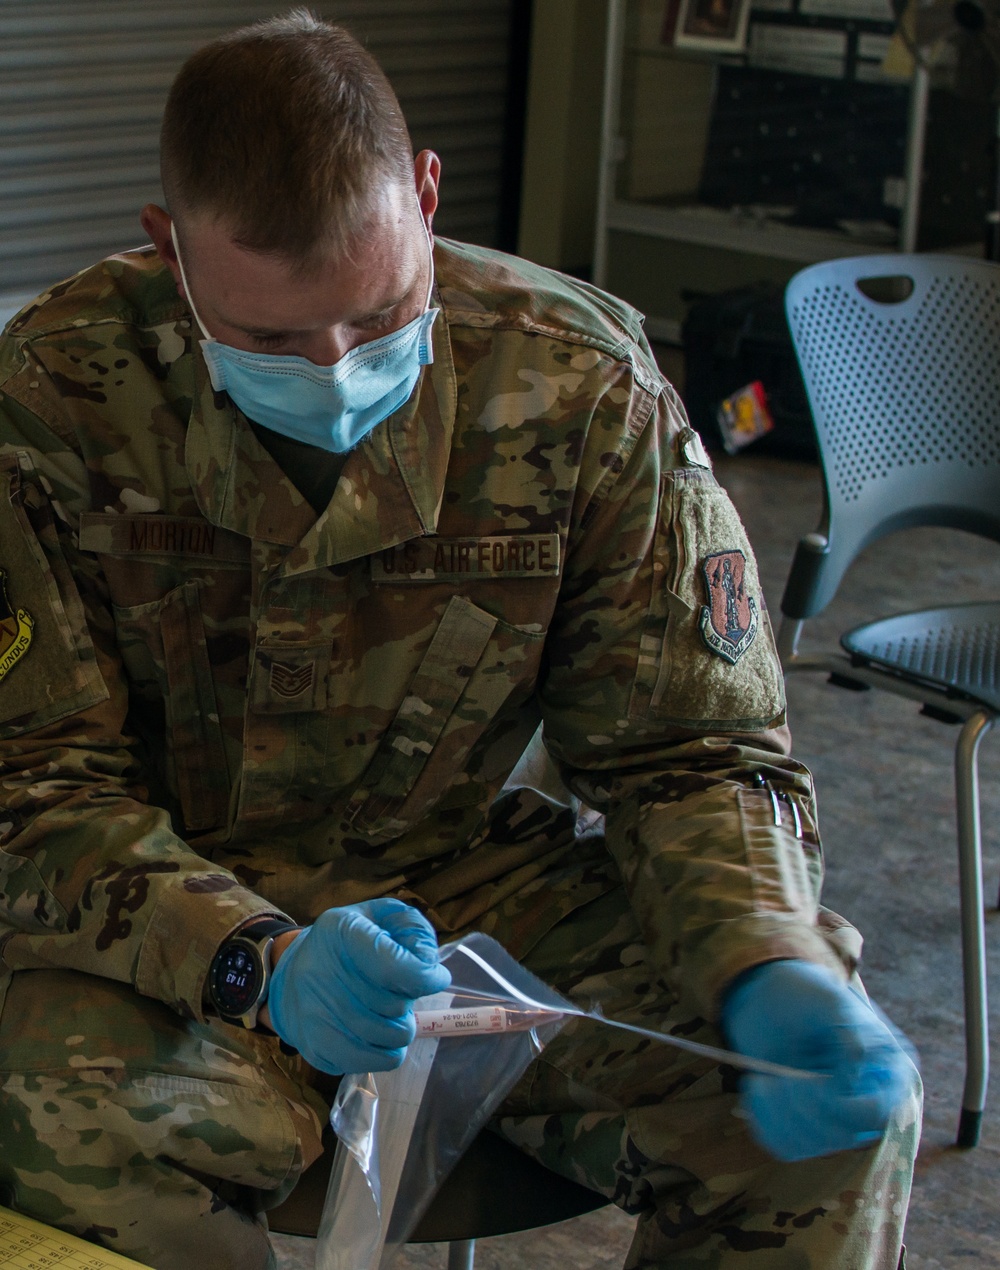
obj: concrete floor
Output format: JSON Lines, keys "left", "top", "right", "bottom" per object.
{"left": 273, "top": 449, "right": 1000, "bottom": 1269}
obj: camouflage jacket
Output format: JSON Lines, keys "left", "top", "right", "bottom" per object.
{"left": 0, "top": 239, "right": 858, "bottom": 1023}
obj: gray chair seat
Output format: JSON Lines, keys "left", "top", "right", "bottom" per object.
{"left": 842, "top": 603, "right": 1000, "bottom": 712}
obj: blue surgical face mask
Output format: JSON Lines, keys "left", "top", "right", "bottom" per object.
{"left": 171, "top": 220, "right": 437, "bottom": 454}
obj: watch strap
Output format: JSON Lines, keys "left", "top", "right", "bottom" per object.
{"left": 236, "top": 916, "right": 300, "bottom": 941}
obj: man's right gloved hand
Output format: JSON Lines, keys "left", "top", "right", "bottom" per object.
{"left": 721, "top": 958, "right": 917, "bottom": 1162}
{"left": 266, "top": 898, "right": 451, "bottom": 1075}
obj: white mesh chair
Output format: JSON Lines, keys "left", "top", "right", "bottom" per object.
{"left": 777, "top": 253, "right": 1000, "bottom": 1148}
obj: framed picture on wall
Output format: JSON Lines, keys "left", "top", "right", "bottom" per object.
{"left": 673, "top": 0, "right": 751, "bottom": 51}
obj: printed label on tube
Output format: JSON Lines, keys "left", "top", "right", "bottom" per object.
{"left": 414, "top": 1006, "right": 510, "bottom": 1036}
{"left": 413, "top": 1006, "right": 562, "bottom": 1036}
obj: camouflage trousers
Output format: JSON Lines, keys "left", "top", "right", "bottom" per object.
{"left": 0, "top": 967, "right": 328, "bottom": 1270}
{"left": 499, "top": 886, "right": 922, "bottom": 1269}
{"left": 0, "top": 890, "right": 920, "bottom": 1270}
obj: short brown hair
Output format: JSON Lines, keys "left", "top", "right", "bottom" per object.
{"left": 160, "top": 9, "right": 414, "bottom": 259}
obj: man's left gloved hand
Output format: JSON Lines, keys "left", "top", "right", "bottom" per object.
{"left": 265, "top": 898, "right": 451, "bottom": 1075}
{"left": 721, "top": 958, "right": 917, "bottom": 1162}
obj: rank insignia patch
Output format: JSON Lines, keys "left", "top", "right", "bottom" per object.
{"left": 699, "top": 550, "right": 758, "bottom": 664}
{"left": 0, "top": 567, "right": 34, "bottom": 684}
{"left": 270, "top": 659, "right": 315, "bottom": 700}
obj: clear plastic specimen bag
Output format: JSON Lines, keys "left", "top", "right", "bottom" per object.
{"left": 315, "top": 932, "right": 571, "bottom": 1270}
{"left": 315, "top": 931, "right": 821, "bottom": 1270}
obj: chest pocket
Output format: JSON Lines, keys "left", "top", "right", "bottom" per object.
{"left": 112, "top": 580, "right": 230, "bottom": 834}
{"left": 345, "top": 594, "right": 545, "bottom": 843}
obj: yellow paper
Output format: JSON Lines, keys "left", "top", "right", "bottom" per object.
{"left": 0, "top": 1205, "right": 151, "bottom": 1268}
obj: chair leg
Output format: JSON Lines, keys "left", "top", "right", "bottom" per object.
{"left": 776, "top": 616, "right": 804, "bottom": 666}
{"left": 954, "top": 710, "right": 995, "bottom": 1148}
{"left": 446, "top": 1239, "right": 475, "bottom": 1270}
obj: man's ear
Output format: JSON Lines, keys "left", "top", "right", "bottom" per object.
{"left": 413, "top": 151, "right": 441, "bottom": 233}
{"left": 140, "top": 204, "right": 183, "bottom": 292}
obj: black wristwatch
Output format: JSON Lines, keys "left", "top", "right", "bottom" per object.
{"left": 207, "top": 918, "right": 298, "bottom": 1029}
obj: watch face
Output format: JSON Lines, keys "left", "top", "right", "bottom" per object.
{"left": 213, "top": 941, "right": 262, "bottom": 1017}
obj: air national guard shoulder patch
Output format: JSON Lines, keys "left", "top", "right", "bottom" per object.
{"left": 0, "top": 567, "right": 34, "bottom": 684}
{"left": 699, "top": 549, "right": 758, "bottom": 665}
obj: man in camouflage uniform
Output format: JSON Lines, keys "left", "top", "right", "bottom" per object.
{"left": 0, "top": 12, "right": 919, "bottom": 1270}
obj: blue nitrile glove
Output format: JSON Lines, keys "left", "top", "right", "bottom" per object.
{"left": 721, "top": 959, "right": 917, "bottom": 1162}
{"left": 267, "top": 898, "right": 451, "bottom": 1075}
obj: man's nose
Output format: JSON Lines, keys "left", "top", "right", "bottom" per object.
{"left": 299, "top": 328, "right": 358, "bottom": 366}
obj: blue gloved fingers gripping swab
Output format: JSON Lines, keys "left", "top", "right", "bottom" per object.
{"left": 267, "top": 901, "right": 451, "bottom": 1075}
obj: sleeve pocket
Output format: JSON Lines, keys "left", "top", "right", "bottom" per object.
{"left": 738, "top": 785, "right": 821, "bottom": 917}
{"left": 630, "top": 468, "right": 785, "bottom": 731}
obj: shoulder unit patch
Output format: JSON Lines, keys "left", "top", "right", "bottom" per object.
{"left": 0, "top": 567, "right": 34, "bottom": 684}
{"left": 699, "top": 549, "right": 758, "bottom": 664}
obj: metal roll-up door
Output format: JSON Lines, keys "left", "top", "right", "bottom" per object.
{"left": 0, "top": 0, "right": 517, "bottom": 310}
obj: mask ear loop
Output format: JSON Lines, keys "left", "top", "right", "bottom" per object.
{"left": 169, "top": 220, "right": 214, "bottom": 342}
{"left": 419, "top": 210, "right": 436, "bottom": 315}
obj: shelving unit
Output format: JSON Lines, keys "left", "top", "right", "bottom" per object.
{"left": 592, "top": 0, "right": 936, "bottom": 343}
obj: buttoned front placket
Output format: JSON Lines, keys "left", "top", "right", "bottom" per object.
{"left": 184, "top": 312, "right": 458, "bottom": 842}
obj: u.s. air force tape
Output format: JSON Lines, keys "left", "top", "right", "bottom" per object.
{"left": 372, "top": 534, "right": 561, "bottom": 583}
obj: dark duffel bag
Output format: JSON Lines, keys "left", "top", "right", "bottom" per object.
{"left": 680, "top": 282, "right": 816, "bottom": 461}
